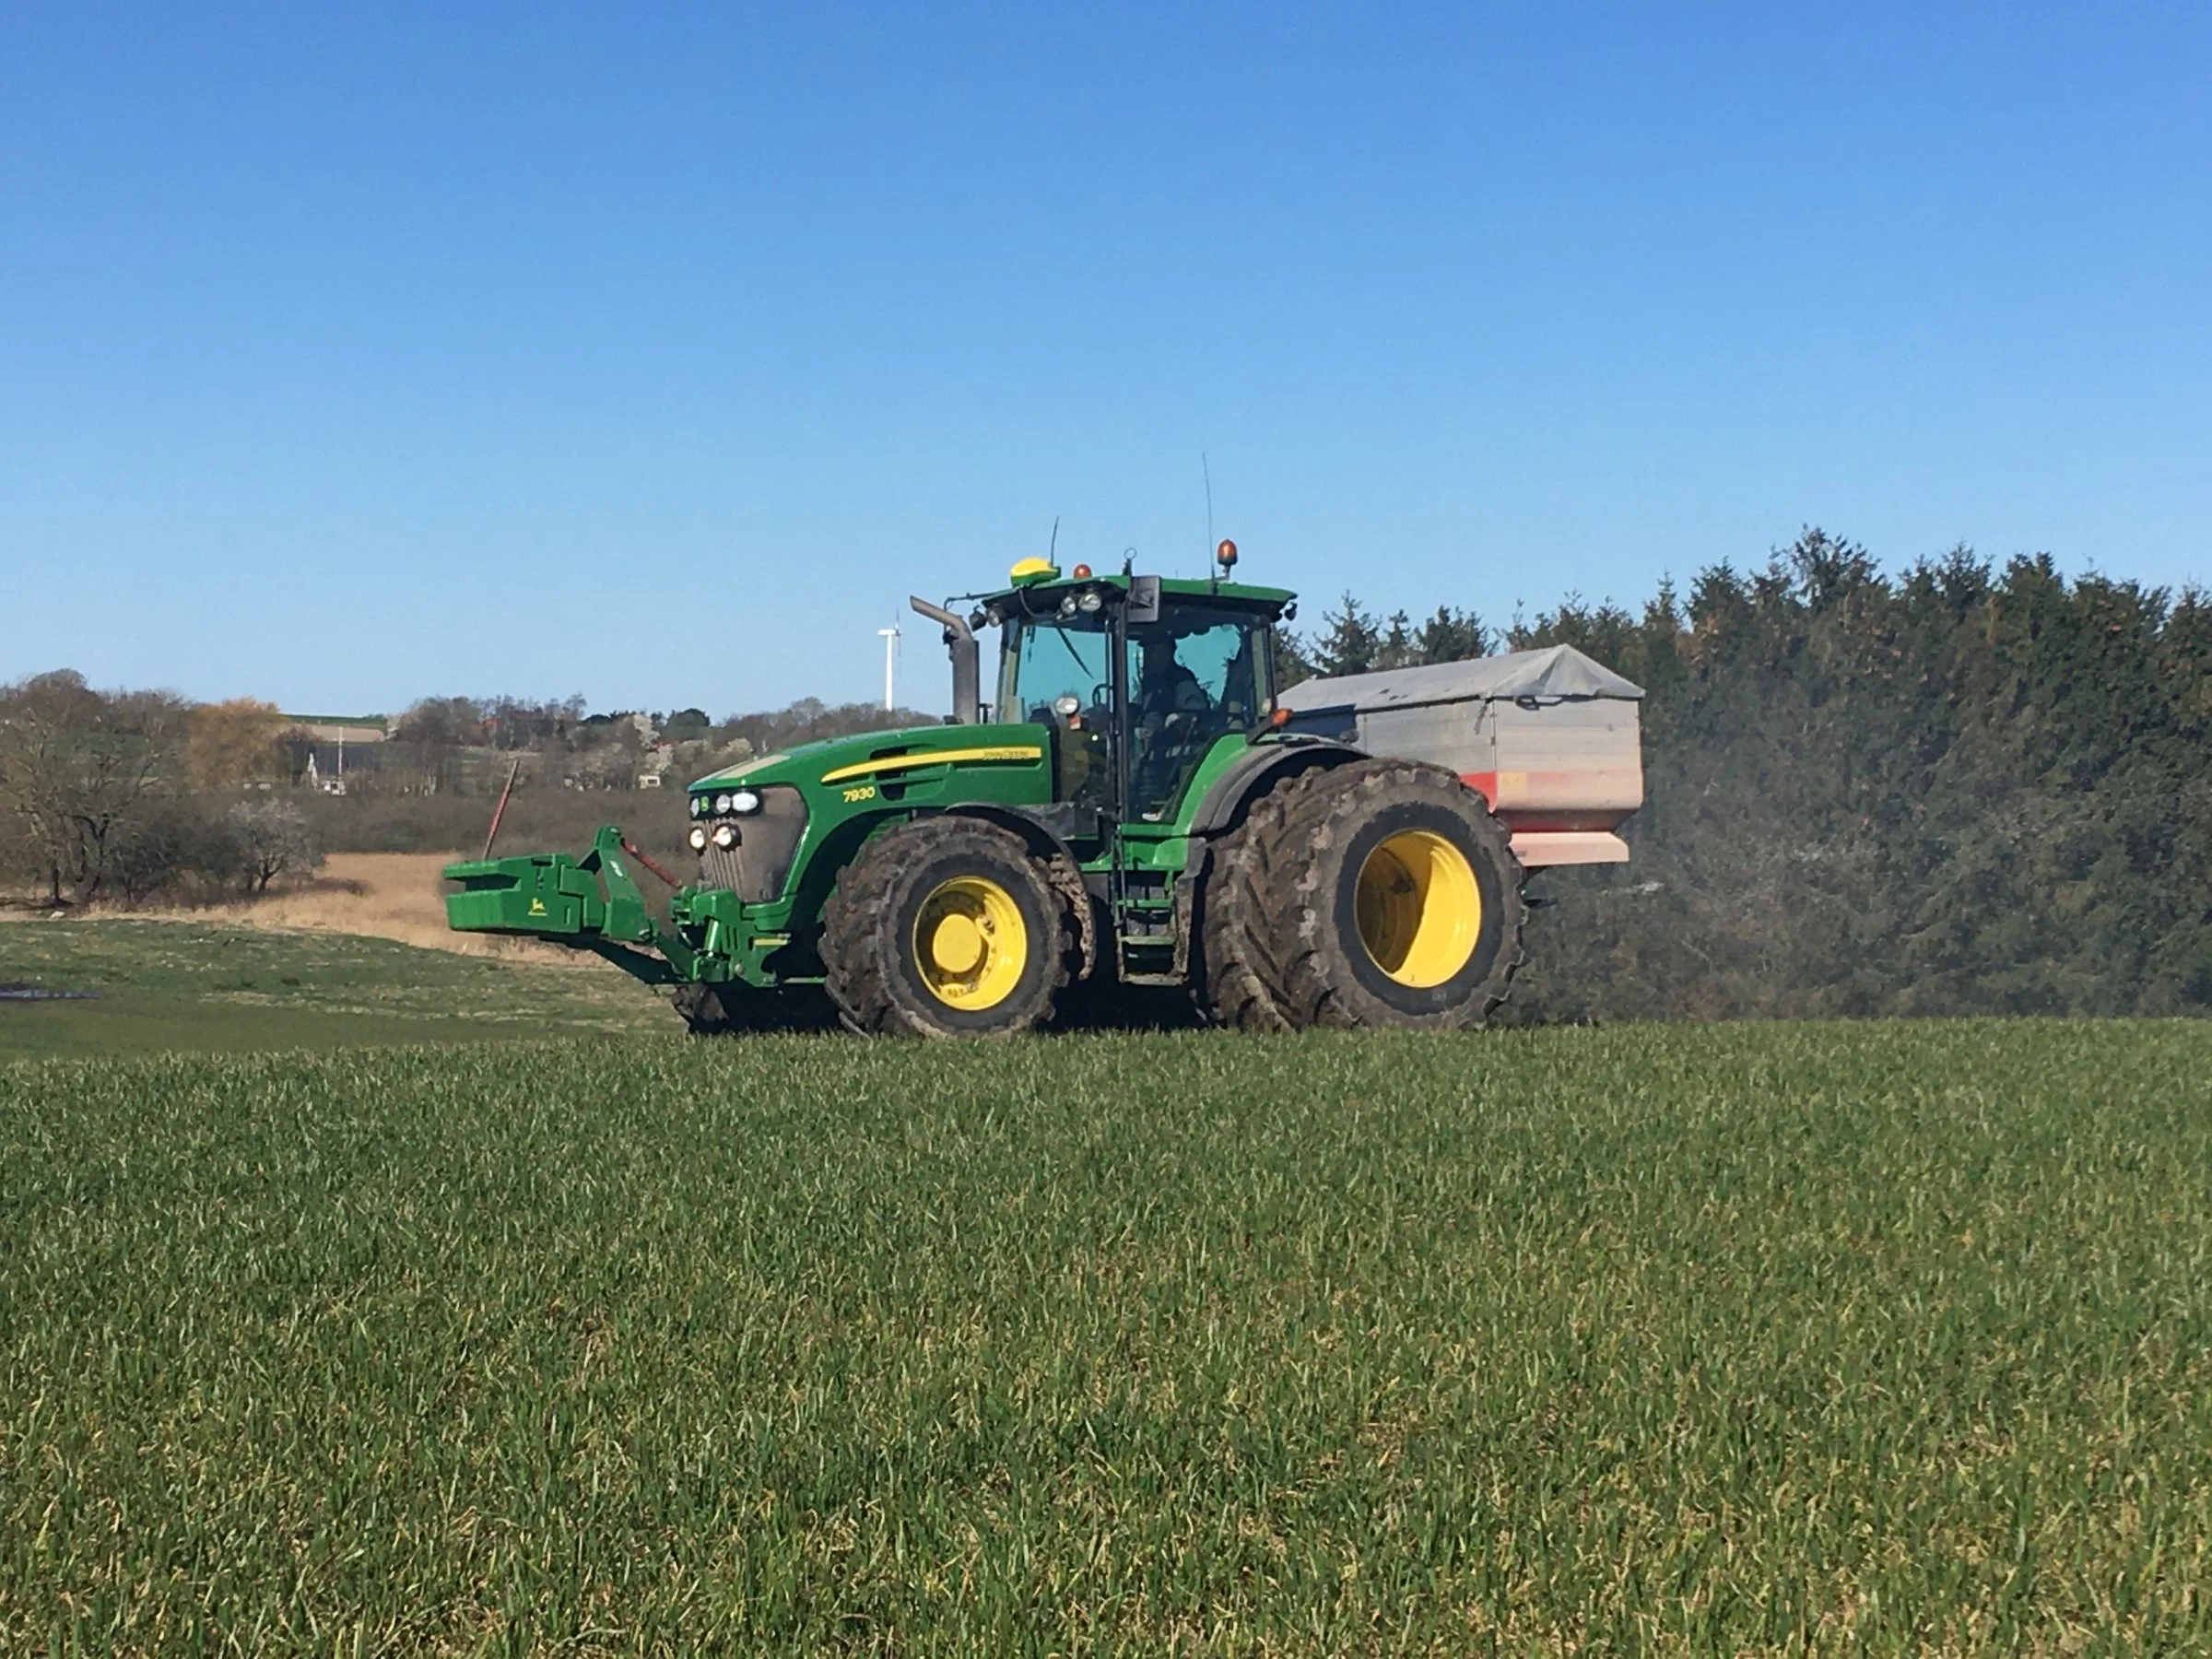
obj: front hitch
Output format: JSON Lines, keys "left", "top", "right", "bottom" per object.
{"left": 444, "top": 825, "right": 699, "bottom": 984}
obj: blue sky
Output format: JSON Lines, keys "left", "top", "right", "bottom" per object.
{"left": 5, "top": 3, "right": 2207, "bottom": 716}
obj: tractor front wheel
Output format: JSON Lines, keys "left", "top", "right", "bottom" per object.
{"left": 821, "top": 818, "right": 1077, "bottom": 1038}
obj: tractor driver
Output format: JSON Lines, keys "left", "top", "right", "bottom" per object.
{"left": 1135, "top": 634, "right": 1209, "bottom": 724}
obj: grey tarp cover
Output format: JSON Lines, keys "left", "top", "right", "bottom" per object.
{"left": 1277, "top": 643, "right": 1644, "bottom": 712}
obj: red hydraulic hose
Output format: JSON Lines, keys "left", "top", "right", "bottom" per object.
{"left": 481, "top": 758, "right": 521, "bottom": 859}
{"left": 620, "top": 837, "right": 684, "bottom": 888}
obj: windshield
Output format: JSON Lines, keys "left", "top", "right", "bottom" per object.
{"left": 1002, "top": 617, "right": 1112, "bottom": 722}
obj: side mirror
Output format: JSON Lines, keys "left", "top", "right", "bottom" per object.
{"left": 1126, "top": 575, "right": 1161, "bottom": 626}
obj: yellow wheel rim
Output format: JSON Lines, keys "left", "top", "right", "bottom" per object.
{"left": 1354, "top": 830, "right": 1482, "bottom": 989}
{"left": 912, "top": 876, "right": 1029, "bottom": 1010}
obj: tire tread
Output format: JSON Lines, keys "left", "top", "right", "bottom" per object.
{"left": 821, "top": 817, "right": 1077, "bottom": 1038}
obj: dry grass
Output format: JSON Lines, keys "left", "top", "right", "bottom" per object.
{"left": 193, "top": 853, "right": 597, "bottom": 964}
{"left": 1, "top": 853, "right": 608, "bottom": 969}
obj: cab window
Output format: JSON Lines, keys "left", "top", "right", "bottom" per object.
{"left": 1127, "top": 611, "right": 1266, "bottom": 818}
{"left": 1003, "top": 617, "right": 1116, "bottom": 809}
{"left": 1002, "top": 617, "right": 1112, "bottom": 722}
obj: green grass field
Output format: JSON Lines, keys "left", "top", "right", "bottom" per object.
{"left": 4, "top": 1018, "right": 2208, "bottom": 1653}
{"left": 0, "top": 920, "right": 667, "bottom": 1056}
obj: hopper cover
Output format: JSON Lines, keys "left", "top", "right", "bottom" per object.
{"left": 1277, "top": 643, "right": 1644, "bottom": 711}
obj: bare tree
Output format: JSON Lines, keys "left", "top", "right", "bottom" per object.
{"left": 0, "top": 672, "right": 188, "bottom": 905}
{"left": 390, "top": 696, "right": 485, "bottom": 794}
{"left": 186, "top": 698, "right": 290, "bottom": 789}
{"left": 226, "top": 799, "right": 324, "bottom": 893}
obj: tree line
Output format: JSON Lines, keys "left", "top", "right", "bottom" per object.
{"left": 1278, "top": 530, "right": 2212, "bottom": 1022}
{"left": 0, "top": 675, "right": 324, "bottom": 907}
{"left": 0, "top": 676, "right": 944, "bottom": 906}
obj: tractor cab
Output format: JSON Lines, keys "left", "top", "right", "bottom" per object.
{"left": 968, "top": 548, "right": 1294, "bottom": 829}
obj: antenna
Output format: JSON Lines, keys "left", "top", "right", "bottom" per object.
{"left": 1202, "top": 453, "right": 1214, "bottom": 580}
{"left": 1048, "top": 515, "right": 1060, "bottom": 566}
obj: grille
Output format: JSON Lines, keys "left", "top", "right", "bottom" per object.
{"left": 694, "top": 786, "right": 809, "bottom": 902}
{"left": 699, "top": 841, "right": 746, "bottom": 892}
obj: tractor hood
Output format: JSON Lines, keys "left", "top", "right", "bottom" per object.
{"left": 686, "top": 722, "right": 1057, "bottom": 815}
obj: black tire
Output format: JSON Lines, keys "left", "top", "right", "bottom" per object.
{"left": 1193, "top": 769, "right": 1309, "bottom": 1032}
{"left": 1197, "top": 759, "right": 1525, "bottom": 1030}
{"left": 820, "top": 817, "right": 1077, "bottom": 1038}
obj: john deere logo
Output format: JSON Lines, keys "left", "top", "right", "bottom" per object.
{"left": 528, "top": 898, "right": 547, "bottom": 917}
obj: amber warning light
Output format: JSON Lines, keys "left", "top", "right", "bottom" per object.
{"left": 1072, "top": 562, "right": 1092, "bottom": 579}
{"left": 1216, "top": 538, "right": 1238, "bottom": 571}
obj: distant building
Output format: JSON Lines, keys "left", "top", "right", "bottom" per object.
{"left": 287, "top": 714, "right": 391, "bottom": 746}
{"left": 635, "top": 738, "right": 678, "bottom": 789}
{"left": 300, "top": 743, "right": 381, "bottom": 793}
{"left": 283, "top": 715, "right": 388, "bottom": 792}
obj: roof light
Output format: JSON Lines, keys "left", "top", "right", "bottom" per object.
{"left": 1072, "top": 563, "right": 1092, "bottom": 579}
{"left": 1216, "top": 538, "right": 1239, "bottom": 571}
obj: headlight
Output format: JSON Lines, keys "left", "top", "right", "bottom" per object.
{"left": 712, "top": 823, "right": 738, "bottom": 850}
{"left": 1053, "top": 694, "right": 1081, "bottom": 718}
{"left": 687, "top": 825, "right": 709, "bottom": 851}
{"left": 730, "top": 789, "right": 761, "bottom": 815}
{"left": 688, "top": 795, "right": 701, "bottom": 818}
{"left": 1077, "top": 591, "right": 1103, "bottom": 613}
{"left": 713, "top": 793, "right": 734, "bottom": 814}
{"left": 1057, "top": 594, "right": 1078, "bottom": 618}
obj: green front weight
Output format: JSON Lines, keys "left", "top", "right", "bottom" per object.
{"left": 443, "top": 852, "right": 608, "bottom": 937}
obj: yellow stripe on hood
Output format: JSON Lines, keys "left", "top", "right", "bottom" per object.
{"left": 819, "top": 746, "right": 1043, "bottom": 785}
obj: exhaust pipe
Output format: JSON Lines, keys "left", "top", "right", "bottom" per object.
{"left": 908, "top": 596, "right": 981, "bottom": 724}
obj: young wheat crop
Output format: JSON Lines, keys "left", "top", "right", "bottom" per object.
{"left": 3, "top": 1021, "right": 2207, "bottom": 1653}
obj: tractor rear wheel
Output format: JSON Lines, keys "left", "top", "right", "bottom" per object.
{"left": 1198, "top": 759, "right": 1525, "bottom": 1030}
{"left": 821, "top": 817, "right": 1077, "bottom": 1038}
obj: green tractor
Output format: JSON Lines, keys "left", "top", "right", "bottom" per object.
{"left": 444, "top": 544, "right": 1642, "bottom": 1036}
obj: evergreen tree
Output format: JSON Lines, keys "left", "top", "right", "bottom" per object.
{"left": 1508, "top": 530, "right": 2212, "bottom": 1022}
{"left": 1313, "top": 593, "right": 1383, "bottom": 677}
{"left": 1378, "top": 611, "right": 1414, "bottom": 670}
{"left": 1270, "top": 629, "right": 1319, "bottom": 694}
{"left": 1415, "top": 606, "right": 1488, "bottom": 664}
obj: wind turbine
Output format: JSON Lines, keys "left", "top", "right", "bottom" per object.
{"left": 878, "top": 618, "right": 900, "bottom": 712}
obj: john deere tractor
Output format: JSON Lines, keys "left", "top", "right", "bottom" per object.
{"left": 445, "top": 544, "right": 1640, "bottom": 1036}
